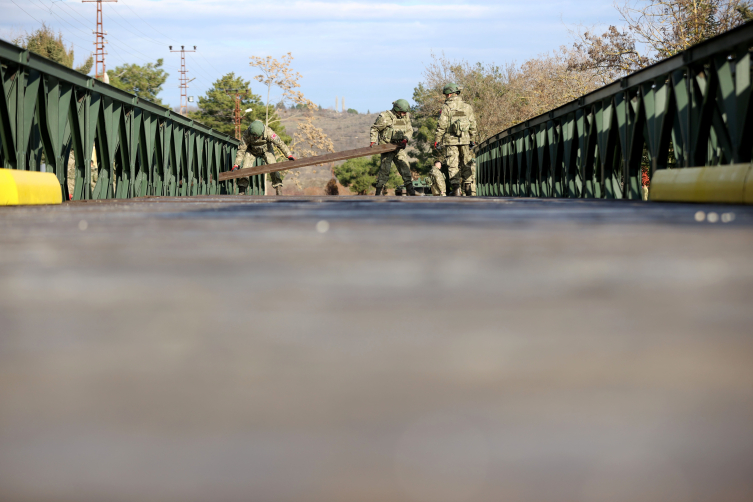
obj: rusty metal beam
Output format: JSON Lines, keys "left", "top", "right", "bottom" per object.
{"left": 218, "top": 144, "right": 399, "bottom": 182}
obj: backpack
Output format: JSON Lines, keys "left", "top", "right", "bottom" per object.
{"left": 450, "top": 117, "right": 471, "bottom": 137}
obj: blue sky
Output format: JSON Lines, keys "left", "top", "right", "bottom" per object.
{"left": 2, "top": 0, "right": 622, "bottom": 113}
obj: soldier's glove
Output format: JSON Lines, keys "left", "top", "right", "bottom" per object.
{"left": 470, "top": 141, "right": 476, "bottom": 148}
{"left": 397, "top": 139, "right": 408, "bottom": 149}
{"left": 433, "top": 141, "right": 439, "bottom": 150}
{"left": 231, "top": 164, "right": 239, "bottom": 171}
{"left": 288, "top": 156, "right": 296, "bottom": 161}
{"left": 370, "top": 142, "right": 375, "bottom": 148}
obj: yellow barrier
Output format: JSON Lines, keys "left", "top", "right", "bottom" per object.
{"left": 650, "top": 164, "right": 753, "bottom": 204}
{"left": 0, "top": 168, "right": 63, "bottom": 206}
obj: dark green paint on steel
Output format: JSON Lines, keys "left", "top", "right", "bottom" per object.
{"left": 0, "top": 38, "right": 267, "bottom": 200}
{"left": 476, "top": 22, "right": 753, "bottom": 199}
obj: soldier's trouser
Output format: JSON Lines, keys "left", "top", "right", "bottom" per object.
{"left": 429, "top": 165, "right": 446, "bottom": 195}
{"left": 446, "top": 145, "right": 476, "bottom": 187}
{"left": 376, "top": 149, "right": 412, "bottom": 187}
{"left": 236, "top": 150, "right": 284, "bottom": 192}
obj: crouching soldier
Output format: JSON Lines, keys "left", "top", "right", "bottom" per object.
{"left": 428, "top": 144, "right": 448, "bottom": 196}
{"left": 232, "top": 120, "right": 294, "bottom": 195}
{"left": 433, "top": 83, "right": 478, "bottom": 196}
{"left": 429, "top": 159, "right": 447, "bottom": 196}
{"left": 369, "top": 99, "right": 416, "bottom": 196}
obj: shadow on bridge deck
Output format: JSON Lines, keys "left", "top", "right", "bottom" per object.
{"left": 1, "top": 196, "right": 752, "bottom": 502}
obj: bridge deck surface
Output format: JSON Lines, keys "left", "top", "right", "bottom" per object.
{"left": 1, "top": 196, "right": 752, "bottom": 502}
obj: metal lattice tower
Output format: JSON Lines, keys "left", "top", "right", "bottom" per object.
{"left": 82, "top": 0, "right": 117, "bottom": 80}
{"left": 169, "top": 45, "right": 196, "bottom": 115}
{"left": 224, "top": 89, "right": 249, "bottom": 140}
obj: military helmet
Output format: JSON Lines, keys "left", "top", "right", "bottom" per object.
{"left": 443, "top": 83, "right": 460, "bottom": 95}
{"left": 248, "top": 120, "right": 265, "bottom": 137}
{"left": 392, "top": 99, "right": 410, "bottom": 113}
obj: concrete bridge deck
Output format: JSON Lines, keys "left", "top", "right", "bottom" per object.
{"left": 1, "top": 196, "right": 752, "bottom": 502}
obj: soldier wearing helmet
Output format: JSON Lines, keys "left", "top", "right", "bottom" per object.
{"left": 369, "top": 99, "right": 416, "bottom": 196}
{"left": 232, "top": 120, "right": 295, "bottom": 196}
{"left": 433, "top": 83, "right": 478, "bottom": 196}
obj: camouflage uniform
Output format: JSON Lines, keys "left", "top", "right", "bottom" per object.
{"left": 234, "top": 124, "right": 291, "bottom": 192}
{"left": 429, "top": 146, "right": 447, "bottom": 196}
{"left": 369, "top": 109, "right": 414, "bottom": 188}
{"left": 434, "top": 94, "right": 478, "bottom": 192}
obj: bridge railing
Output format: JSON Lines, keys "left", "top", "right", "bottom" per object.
{"left": 476, "top": 22, "right": 753, "bottom": 199}
{"left": 0, "top": 39, "right": 266, "bottom": 200}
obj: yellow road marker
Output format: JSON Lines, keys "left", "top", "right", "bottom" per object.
{"left": 0, "top": 168, "right": 63, "bottom": 206}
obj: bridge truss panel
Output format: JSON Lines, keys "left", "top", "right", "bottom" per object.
{"left": 0, "top": 39, "right": 265, "bottom": 200}
{"left": 476, "top": 23, "right": 753, "bottom": 199}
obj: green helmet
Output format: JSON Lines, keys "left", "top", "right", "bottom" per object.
{"left": 443, "top": 83, "right": 460, "bottom": 95}
{"left": 248, "top": 120, "right": 265, "bottom": 137}
{"left": 392, "top": 99, "right": 410, "bottom": 113}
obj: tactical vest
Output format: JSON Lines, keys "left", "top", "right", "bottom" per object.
{"left": 380, "top": 111, "right": 412, "bottom": 144}
{"left": 440, "top": 97, "right": 474, "bottom": 146}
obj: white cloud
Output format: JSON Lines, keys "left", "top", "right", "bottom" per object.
{"left": 1, "top": 0, "right": 620, "bottom": 114}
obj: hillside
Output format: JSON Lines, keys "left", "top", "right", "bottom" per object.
{"left": 273, "top": 109, "right": 379, "bottom": 195}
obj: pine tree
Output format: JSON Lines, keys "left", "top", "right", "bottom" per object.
{"left": 107, "top": 59, "right": 168, "bottom": 104}
{"left": 187, "top": 73, "right": 289, "bottom": 141}
{"left": 15, "top": 23, "right": 92, "bottom": 74}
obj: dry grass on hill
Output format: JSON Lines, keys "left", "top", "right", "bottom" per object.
{"left": 274, "top": 109, "right": 379, "bottom": 195}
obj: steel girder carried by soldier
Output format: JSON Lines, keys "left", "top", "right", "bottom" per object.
{"left": 433, "top": 83, "right": 478, "bottom": 196}
{"left": 369, "top": 99, "right": 416, "bottom": 196}
{"left": 232, "top": 120, "right": 295, "bottom": 196}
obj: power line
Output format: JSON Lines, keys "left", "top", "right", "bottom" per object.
{"left": 118, "top": 0, "right": 177, "bottom": 43}
{"left": 10, "top": 0, "right": 46, "bottom": 25}
{"left": 8, "top": 0, "right": 95, "bottom": 60}
{"left": 10, "top": 0, "right": 219, "bottom": 104}
{"left": 40, "top": 0, "right": 182, "bottom": 73}
{"left": 103, "top": 2, "right": 171, "bottom": 48}
{"left": 186, "top": 52, "right": 216, "bottom": 82}
{"left": 198, "top": 50, "right": 225, "bottom": 77}
{"left": 45, "top": 0, "right": 90, "bottom": 30}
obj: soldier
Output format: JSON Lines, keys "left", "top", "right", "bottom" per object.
{"left": 428, "top": 159, "right": 446, "bottom": 196}
{"left": 232, "top": 120, "right": 295, "bottom": 195}
{"left": 433, "top": 83, "right": 478, "bottom": 196}
{"left": 369, "top": 99, "right": 416, "bottom": 196}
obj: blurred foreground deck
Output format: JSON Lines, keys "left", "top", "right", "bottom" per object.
{"left": 1, "top": 196, "right": 752, "bottom": 502}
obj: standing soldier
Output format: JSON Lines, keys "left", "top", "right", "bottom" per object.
{"left": 433, "top": 83, "right": 478, "bottom": 196}
{"left": 232, "top": 120, "right": 295, "bottom": 196}
{"left": 369, "top": 99, "right": 416, "bottom": 196}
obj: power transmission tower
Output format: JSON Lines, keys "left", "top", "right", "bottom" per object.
{"left": 224, "top": 89, "right": 249, "bottom": 140}
{"left": 82, "top": 0, "right": 117, "bottom": 81}
{"left": 169, "top": 45, "right": 196, "bottom": 115}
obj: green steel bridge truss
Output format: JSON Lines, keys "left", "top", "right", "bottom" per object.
{"left": 476, "top": 22, "right": 753, "bottom": 199}
{"left": 0, "top": 39, "right": 266, "bottom": 200}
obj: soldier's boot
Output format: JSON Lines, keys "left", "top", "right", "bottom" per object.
{"left": 450, "top": 185, "right": 462, "bottom": 197}
{"left": 275, "top": 186, "right": 283, "bottom": 196}
{"left": 374, "top": 186, "right": 383, "bottom": 196}
{"left": 404, "top": 183, "right": 417, "bottom": 196}
{"left": 463, "top": 183, "right": 473, "bottom": 197}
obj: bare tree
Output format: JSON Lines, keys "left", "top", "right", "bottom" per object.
{"left": 415, "top": 51, "right": 600, "bottom": 143}
{"left": 569, "top": 0, "right": 753, "bottom": 79}
{"left": 249, "top": 53, "right": 334, "bottom": 158}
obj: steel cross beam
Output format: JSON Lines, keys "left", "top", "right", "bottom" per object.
{"left": 475, "top": 22, "right": 753, "bottom": 200}
{"left": 219, "top": 144, "right": 399, "bottom": 182}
